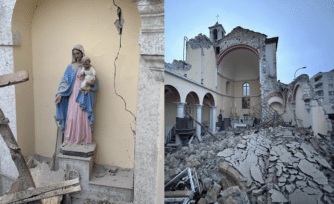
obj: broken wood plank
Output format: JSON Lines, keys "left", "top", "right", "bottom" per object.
{"left": 165, "top": 190, "right": 194, "bottom": 198}
{"left": 0, "top": 70, "right": 29, "bottom": 88}
{"left": 0, "top": 108, "right": 41, "bottom": 204}
{"left": 0, "top": 178, "right": 80, "bottom": 203}
{"left": 16, "top": 185, "right": 81, "bottom": 204}
{"left": 185, "top": 112, "right": 218, "bottom": 141}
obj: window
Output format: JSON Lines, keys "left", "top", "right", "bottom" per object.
{"left": 243, "top": 83, "right": 250, "bottom": 96}
{"left": 330, "top": 99, "right": 334, "bottom": 104}
{"left": 213, "top": 29, "right": 218, "bottom": 40}
{"left": 329, "top": 91, "right": 334, "bottom": 95}
{"left": 329, "top": 84, "right": 333, "bottom": 87}
{"left": 328, "top": 76, "right": 333, "bottom": 80}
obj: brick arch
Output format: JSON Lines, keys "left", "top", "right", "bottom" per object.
{"left": 216, "top": 44, "right": 260, "bottom": 66}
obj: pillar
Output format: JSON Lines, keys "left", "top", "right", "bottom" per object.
{"left": 175, "top": 102, "right": 187, "bottom": 118}
{"left": 195, "top": 104, "right": 202, "bottom": 142}
{"left": 210, "top": 106, "right": 217, "bottom": 133}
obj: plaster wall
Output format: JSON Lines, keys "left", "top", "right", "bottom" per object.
{"left": 11, "top": 0, "right": 141, "bottom": 168}
{"left": 311, "top": 100, "right": 328, "bottom": 135}
{"left": 11, "top": 0, "right": 36, "bottom": 158}
{"left": 202, "top": 47, "right": 217, "bottom": 90}
{"left": 165, "top": 102, "right": 177, "bottom": 128}
{"left": 202, "top": 104, "right": 210, "bottom": 123}
{"left": 177, "top": 48, "right": 202, "bottom": 83}
{"left": 265, "top": 43, "right": 276, "bottom": 79}
{"left": 295, "top": 86, "right": 312, "bottom": 128}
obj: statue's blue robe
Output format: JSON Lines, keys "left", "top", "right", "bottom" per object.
{"left": 56, "top": 64, "right": 99, "bottom": 132}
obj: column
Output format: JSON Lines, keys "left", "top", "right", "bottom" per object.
{"left": 175, "top": 102, "right": 187, "bottom": 118}
{"left": 195, "top": 104, "right": 202, "bottom": 142}
{"left": 210, "top": 106, "right": 217, "bottom": 133}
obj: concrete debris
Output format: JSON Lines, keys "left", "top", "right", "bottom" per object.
{"left": 268, "top": 189, "right": 288, "bottom": 203}
{"left": 164, "top": 126, "right": 334, "bottom": 204}
{"left": 289, "top": 189, "right": 317, "bottom": 204}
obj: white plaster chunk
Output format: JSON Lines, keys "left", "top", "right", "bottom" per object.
{"left": 296, "top": 180, "right": 307, "bottom": 188}
{"left": 250, "top": 164, "right": 264, "bottom": 184}
{"left": 286, "top": 184, "right": 296, "bottom": 194}
{"left": 298, "top": 159, "right": 328, "bottom": 185}
{"left": 289, "top": 189, "right": 317, "bottom": 204}
{"left": 278, "top": 176, "right": 286, "bottom": 183}
{"left": 289, "top": 175, "right": 296, "bottom": 182}
{"left": 302, "top": 187, "right": 322, "bottom": 195}
{"left": 294, "top": 151, "right": 305, "bottom": 159}
{"left": 268, "top": 189, "right": 288, "bottom": 203}
{"left": 237, "top": 144, "right": 246, "bottom": 149}
{"left": 314, "top": 156, "right": 332, "bottom": 169}
{"left": 300, "top": 143, "right": 318, "bottom": 158}
{"left": 323, "top": 185, "right": 333, "bottom": 193}
{"left": 217, "top": 148, "right": 234, "bottom": 157}
{"left": 269, "top": 156, "right": 277, "bottom": 162}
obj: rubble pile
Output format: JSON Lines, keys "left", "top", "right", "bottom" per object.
{"left": 165, "top": 126, "right": 334, "bottom": 204}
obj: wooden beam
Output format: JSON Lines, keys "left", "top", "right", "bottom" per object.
{"left": 0, "top": 108, "right": 41, "bottom": 204}
{"left": 0, "top": 70, "right": 29, "bottom": 88}
{"left": 185, "top": 112, "right": 218, "bottom": 141}
{"left": 0, "top": 178, "right": 80, "bottom": 203}
{"left": 17, "top": 185, "right": 81, "bottom": 204}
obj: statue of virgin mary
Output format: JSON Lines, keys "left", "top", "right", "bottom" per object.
{"left": 55, "top": 44, "right": 98, "bottom": 145}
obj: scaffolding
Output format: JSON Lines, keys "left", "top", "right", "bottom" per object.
{"left": 251, "top": 103, "right": 286, "bottom": 129}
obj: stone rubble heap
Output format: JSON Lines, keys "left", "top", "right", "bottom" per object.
{"left": 165, "top": 126, "right": 334, "bottom": 204}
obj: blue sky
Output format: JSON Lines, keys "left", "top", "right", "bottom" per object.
{"left": 165, "top": 0, "right": 334, "bottom": 83}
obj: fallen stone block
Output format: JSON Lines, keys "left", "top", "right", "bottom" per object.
{"left": 197, "top": 197, "right": 207, "bottom": 204}
{"left": 205, "top": 183, "right": 221, "bottom": 203}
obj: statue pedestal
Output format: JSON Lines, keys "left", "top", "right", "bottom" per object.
{"left": 60, "top": 141, "right": 97, "bottom": 158}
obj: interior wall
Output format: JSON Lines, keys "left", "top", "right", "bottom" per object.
{"left": 12, "top": 0, "right": 141, "bottom": 168}
{"left": 185, "top": 94, "right": 197, "bottom": 127}
{"left": 11, "top": 0, "right": 38, "bottom": 157}
{"left": 202, "top": 104, "right": 210, "bottom": 124}
{"left": 165, "top": 102, "right": 177, "bottom": 128}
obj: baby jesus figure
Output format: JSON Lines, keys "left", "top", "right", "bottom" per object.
{"left": 78, "top": 56, "right": 96, "bottom": 94}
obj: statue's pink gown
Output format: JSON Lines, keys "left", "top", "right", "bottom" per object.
{"left": 64, "top": 68, "right": 92, "bottom": 145}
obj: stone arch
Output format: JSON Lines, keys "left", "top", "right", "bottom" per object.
{"left": 216, "top": 44, "right": 260, "bottom": 67}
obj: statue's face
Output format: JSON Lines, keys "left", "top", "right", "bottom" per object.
{"left": 73, "top": 49, "right": 83, "bottom": 62}
{"left": 83, "top": 61, "right": 90, "bottom": 69}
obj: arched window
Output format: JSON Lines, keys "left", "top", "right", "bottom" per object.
{"left": 243, "top": 83, "right": 250, "bottom": 96}
{"left": 213, "top": 29, "right": 218, "bottom": 40}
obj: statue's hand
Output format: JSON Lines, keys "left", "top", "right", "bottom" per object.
{"left": 55, "top": 95, "right": 62, "bottom": 104}
{"left": 87, "top": 78, "right": 96, "bottom": 87}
